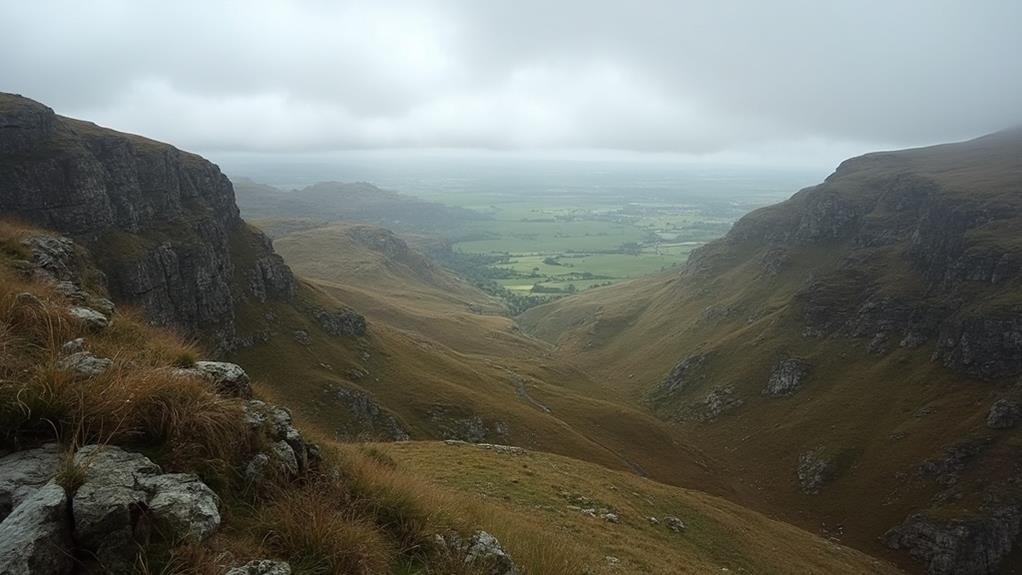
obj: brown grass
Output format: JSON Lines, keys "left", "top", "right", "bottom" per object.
{"left": 0, "top": 217, "right": 42, "bottom": 259}
{"left": 250, "top": 482, "right": 393, "bottom": 575}
{"left": 0, "top": 260, "right": 247, "bottom": 475}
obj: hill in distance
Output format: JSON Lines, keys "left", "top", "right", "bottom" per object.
{"left": 233, "top": 177, "right": 487, "bottom": 237}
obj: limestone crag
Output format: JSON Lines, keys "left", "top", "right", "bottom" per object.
{"left": 0, "top": 93, "right": 295, "bottom": 351}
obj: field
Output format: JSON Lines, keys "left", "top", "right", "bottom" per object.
{"left": 440, "top": 196, "right": 746, "bottom": 297}
{"left": 228, "top": 157, "right": 815, "bottom": 304}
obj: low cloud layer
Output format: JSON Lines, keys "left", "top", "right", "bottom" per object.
{"left": 3, "top": 0, "right": 1021, "bottom": 161}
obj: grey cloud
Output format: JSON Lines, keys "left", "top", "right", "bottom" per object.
{"left": 1, "top": 0, "right": 1019, "bottom": 159}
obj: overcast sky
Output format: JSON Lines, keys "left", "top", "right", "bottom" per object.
{"left": 2, "top": 0, "right": 1021, "bottom": 167}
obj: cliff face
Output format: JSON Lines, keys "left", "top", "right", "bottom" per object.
{"left": 0, "top": 93, "right": 294, "bottom": 350}
{"left": 688, "top": 130, "right": 1022, "bottom": 379}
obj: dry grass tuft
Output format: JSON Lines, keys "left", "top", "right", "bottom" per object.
{"left": 0, "top": 260, "right": 247, "bottom": 474}
{"left": 135, "top": 541, "right": 233, "bottom": 575}
{"left": 251, "top": 481, "right": 393, "bottom": 575}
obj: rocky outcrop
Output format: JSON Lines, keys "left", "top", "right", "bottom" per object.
{"left": 764, "top": 357, "right": 810, "bottom": 396}
{"left": 884, "top": 506, "right": 1021, "bottom": 575}
{"left": 797, "top": 448, "right": 836, "bottom": 495}
{"left": 0, "top": 483, "right": 73, "bottom": 575}
{"left": 175, "top": 361, "right": 252, "bottom": 397}
{"left": 243, "top": 231, "right": 297, "bottom": 303}
{"left": 242, "top": 400, "right": 320, "bottom": 478}
{"left": 58, "top": 351, "right": 112, "bottom": 378}
{"left": 695, "top": 386, "right": 743, "bottom": 421}
{"left": 428, "top": 406, "right": 508, "bottom": 443}
{"left": 918, "top": 439, "right": 988, "bottom": 487}
{"left": 312, "top": 307, "right": 367, "bottom": 337}
{"left": 67, "top": 305, "right": 110, "bottom": 330}
{"left": 986, "top": 399, "right": 1020, "bottom": 429}
{"left": 654, "top": 352, "right": 711, "bottom": 397}
{"left": 0, "top": 93, "right": 296, "bottom": 352}
{"left": 73, "top": 445, "right": 220, "bottom": 569}
{"left": 326, "top": 386, "right": 410, "bottom": 441}
{"left": 435, "top": 530, "right": 520, "bottom": 575}
{"left": 663, "top": 516, "right": 687, "bottom": 533}
{"left": 0, "top": 443, "right": 222, "bottom": 575}
{"left": 0, "top": 444, "right": 61, "bottom": 520}
{"left": 934, "top": 317, "right": 1022, "bottom": 379}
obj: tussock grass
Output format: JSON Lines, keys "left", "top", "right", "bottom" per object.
{"left": 0, "top": 262, "right": 246, "bottom": 475}
{"left": 251, "top": 482, "right": 393, "bottom": 575}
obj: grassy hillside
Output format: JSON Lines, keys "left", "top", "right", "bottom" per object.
{"left": 0, "top": 219, "right": 903, "bottom": 574}
{"left": 232, "top": 223, "right": 732, "bottom": 495}
{"left": 519, "top": 132, "right": 1022, "bottom": 570}
{"left": 380, "top": 440, "right": 901, "bottom": 574}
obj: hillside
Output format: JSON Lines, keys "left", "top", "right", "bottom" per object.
{"left": 0, "top": 224, "right": 898, "bottom": 573}
{"left": 233, "top": 178, "right": 486, "bottom": 236}
{"left": 232, "top": 222, "right": 731, "bottom": 496}
{"left": 521, "top": 130, "right": 1022, "bottom": 574}
{"left": 0, "top": 92, "right": 903, "bottom": 574}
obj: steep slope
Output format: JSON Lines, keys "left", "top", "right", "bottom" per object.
{"left": 521, "top": 130, "right": 1022, "bottom": 573}
{"left": 0, "top": 93, "right": 295, "bottom": 352}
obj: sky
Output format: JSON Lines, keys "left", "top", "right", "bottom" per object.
{"left": 2, "top": 0, "right": 1021, "bottom": 169}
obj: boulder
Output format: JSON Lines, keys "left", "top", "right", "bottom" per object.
{"left": 0, "top": 444, "right": 61, "bottom": 520}
{"left": 225, "top": 560, "right": 292, "bottom": 575}
{"left": 244, "top": 453, "right": 273, "bottom": 484}
{"left": 175, "top": 361, "right": 251, "bottom": 397}
{"left": 72, "top": 446, "right": 160, "bottom": 566}
{"left": 763, "top": 357, "right": 811, "bottom": 396}
{"left": 664, "top": 516, "right": 687, "bottom": 533}
{"left": 21, "top": 236, "right": 79, "bottom": 283}
{"left": 986, "top": 399, "right": 1020, "bottom": 429}
{"left": 243, "top": 401, "right": 318, "bottom": 476}
{"left": 53, "top": 280, "right": 86, "bottom": 303}
{"left": 139, "top": 473, "right": 220, "bottom": 541}
{"left": 293, "top": 330, "right": 311, "bottom": 345}
{"left": 797, "top": 448, "right": 836, "bottom": 495}
{"left": 436, "top": 530, "right": 519, "bottom": 575}
{"left": 73, "top": 445, "right": 221, "bottom": 568}
{"left": 57, "top": 351, "right": 112, "bottom": 378}
{"left": 271, "top": 441, "right": 299, "bottom": 474}
{"left": 60, "top": 338, "right": 85, "bottom": 355}
{"left": 68, "top": 306, "right": 109, "bottom": 330}
{"left": 0, "top": 483, "right": 73, "bottom": 575}
{"left": 90, "top": 297, "right": 116, "bottom": 317}
{"left": 885, "top": 506, "right": 1020, "bottom": 575}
